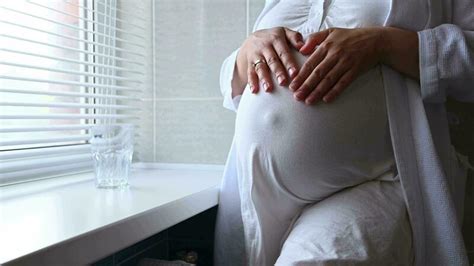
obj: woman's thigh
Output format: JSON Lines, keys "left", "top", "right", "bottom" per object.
{"left": 276, "top": 180, "right": 413, "bottom": 266}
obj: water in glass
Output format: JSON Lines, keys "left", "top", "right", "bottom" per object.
{"left": 90, "top": 124, "right": 134, "bottom": 188}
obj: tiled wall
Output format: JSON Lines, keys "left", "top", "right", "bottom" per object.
{"left": 117, "top": 0, "right": 155, "bottom": 163}
{"left": 140, "top": 0, "right": 265, "bottom": 164}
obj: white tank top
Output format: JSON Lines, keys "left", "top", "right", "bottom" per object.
{"left": 234, "top": 0, "right": 395, "bottom": 200}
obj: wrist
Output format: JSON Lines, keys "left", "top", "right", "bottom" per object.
{"left": 377, "top": 27, "right": 392, "bottom": 65}
{"left": 376, "top": 27, "right": 420, "bottom": 79}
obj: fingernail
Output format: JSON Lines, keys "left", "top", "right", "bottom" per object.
{"left": 263, "top": 82, "right": 270, "bottom": 92}
{"left": 288, "top": 67, "right": 296, "bottom": 78}
{"left": 296, "top": 42, "right": 305, "bottom": 50}
{"left": 289, "top": 82, "right": 298, "bottom": 91}
{"left": 250, "top": 85, "right": 255, "bottom": 93}
{"left": 323, "top": 96, "right": 330, "bottom": 102}
{"left": 277, "top": 75, "right": 285, "bottom": 85}
{"left": 305, "top": 98, "right": 313, "bottom": 105}
{"left": 294, "top": 92, "right": 303, "bottom": 100}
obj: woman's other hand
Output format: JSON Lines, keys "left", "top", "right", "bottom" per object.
{"left": 289, "top": 27, "right": 419, "bottom": 104}
{"left": 289, "top": 27, "right": 385, "bottom": 104}
{"left": 234, "top": 27, "right": 304, "bottom": 95}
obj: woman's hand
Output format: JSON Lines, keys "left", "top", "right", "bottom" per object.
{"left": 233, "top": 27, "right": 304, "bottom": 95}
{"left": 289, "top": 27, "right": 419, "bottom": 104}
{"left": 289, "top": 27, "right": 385, "bottom": 104}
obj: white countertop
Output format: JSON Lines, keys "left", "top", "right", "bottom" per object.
{"left": 0, "top": 165, "right": 223, "bottom": 265}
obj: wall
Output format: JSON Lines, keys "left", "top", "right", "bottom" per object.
{"left": 117, "top": 0, "right": 155, "bottom": 163}
{"left": 140, "top": 0, "right": 265, "bottom": 164}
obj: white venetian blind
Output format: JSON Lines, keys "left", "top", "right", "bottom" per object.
{"left": 0, "top": 0, "right": 149, "bottom": 185}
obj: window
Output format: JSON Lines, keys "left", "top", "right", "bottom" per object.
{"left": 0, "top": 0, "right": 150, "bottom": 185}
{"left": 0, "top": 0, "right": 267, "bottom": 185}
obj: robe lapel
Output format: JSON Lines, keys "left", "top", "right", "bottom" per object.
{"left": 382, "top": 2, "right": 430, "bottom": 265}
{"left": 382, "top": 1, "right": 469, "bottom": 265}
{"left": 383, "top": 66, "right": 427, "bottom": 266}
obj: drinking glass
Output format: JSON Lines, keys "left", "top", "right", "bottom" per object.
{"left": 90, "top": 124, "right": 134, "bottom": 188}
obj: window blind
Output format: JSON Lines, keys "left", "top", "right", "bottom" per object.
{"left": 0, "top": 0, "right": 148, "bottom": 185}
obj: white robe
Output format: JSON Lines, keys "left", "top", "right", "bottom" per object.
{"left": 215, "top": 0, "right": 474, "bottom": 265}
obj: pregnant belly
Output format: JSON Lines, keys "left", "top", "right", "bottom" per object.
{"left": 234, "top": 51, "right": 395, "bottom": 201}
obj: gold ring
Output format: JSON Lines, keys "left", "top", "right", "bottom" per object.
{"left": 253, "top": 59, "right": 266, "bottom": 68}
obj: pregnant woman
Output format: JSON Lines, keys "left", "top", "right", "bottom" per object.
{"left": 215, "top": 0, "right": 474, "bottom": 265}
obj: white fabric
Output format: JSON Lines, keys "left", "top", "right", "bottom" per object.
{"left": 234, "top": 52, "right": 399, "bottom": 265}
{"left": 235, "top": 54, "right": 395, "bottom": 200}
{"left": 215, "top": 0, "right": 474, "bottom": 265}
{"left": 218, "top": 1, "right": 408, "bottom": 265}
{"left": 258, "top": 0, "right": 390, "bottom": 35}
{"left": 276, "top": 180, "right": 413, "bottom": 266}
{"left": 385, "top": 1, "right": 473, "bottom": 265}
{"left": 219, "top": 49, "right": 242, "bottom": 111}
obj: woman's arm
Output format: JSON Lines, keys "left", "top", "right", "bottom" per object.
{"left": 379, "top": 27, "right": 420, "bottom": 80}
{"left": 417, "top": 0, "right": 474, "bottom": 103}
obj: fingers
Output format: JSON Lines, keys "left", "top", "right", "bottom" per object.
{"left": 322, "top": 69, "right": 357, "bottom": 103}
{"left": 304, "top": 60, "right": 350, "bottom": 104}
{"left": 272, "top": 40, "right": 299, "bottom": 79}
{"left": 299, "top": 29, "right": 330, "bottom": 55}
{"left": 284, "top": 28, "right": 305, "bottom": 50}
{"left": 262, "top": 49, "right": 288, "bottom": 85}
{"left": 244, "top": 27, "right": 306, "bottom": 93}
{"left": 290, "top": 46, "right": 327, "bottom": 91}
{"left": 247, "top": 61, "right": 259, "bottom": 93}
{"left": 253, "top": 58, "right": 273, "bottom": 92}
{"left": 293, "top": 56, "right": 338, "bottom": 101}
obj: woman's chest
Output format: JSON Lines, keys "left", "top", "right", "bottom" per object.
{"left": 256, "top": 0, "right": 392, "bottom": 34}
{"left": 255, "top": 0, "right": 440, "bottom": 34}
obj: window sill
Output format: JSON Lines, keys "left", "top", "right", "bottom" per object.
{"left": 0, "top": 163, "right": 223, "bottom": 265}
